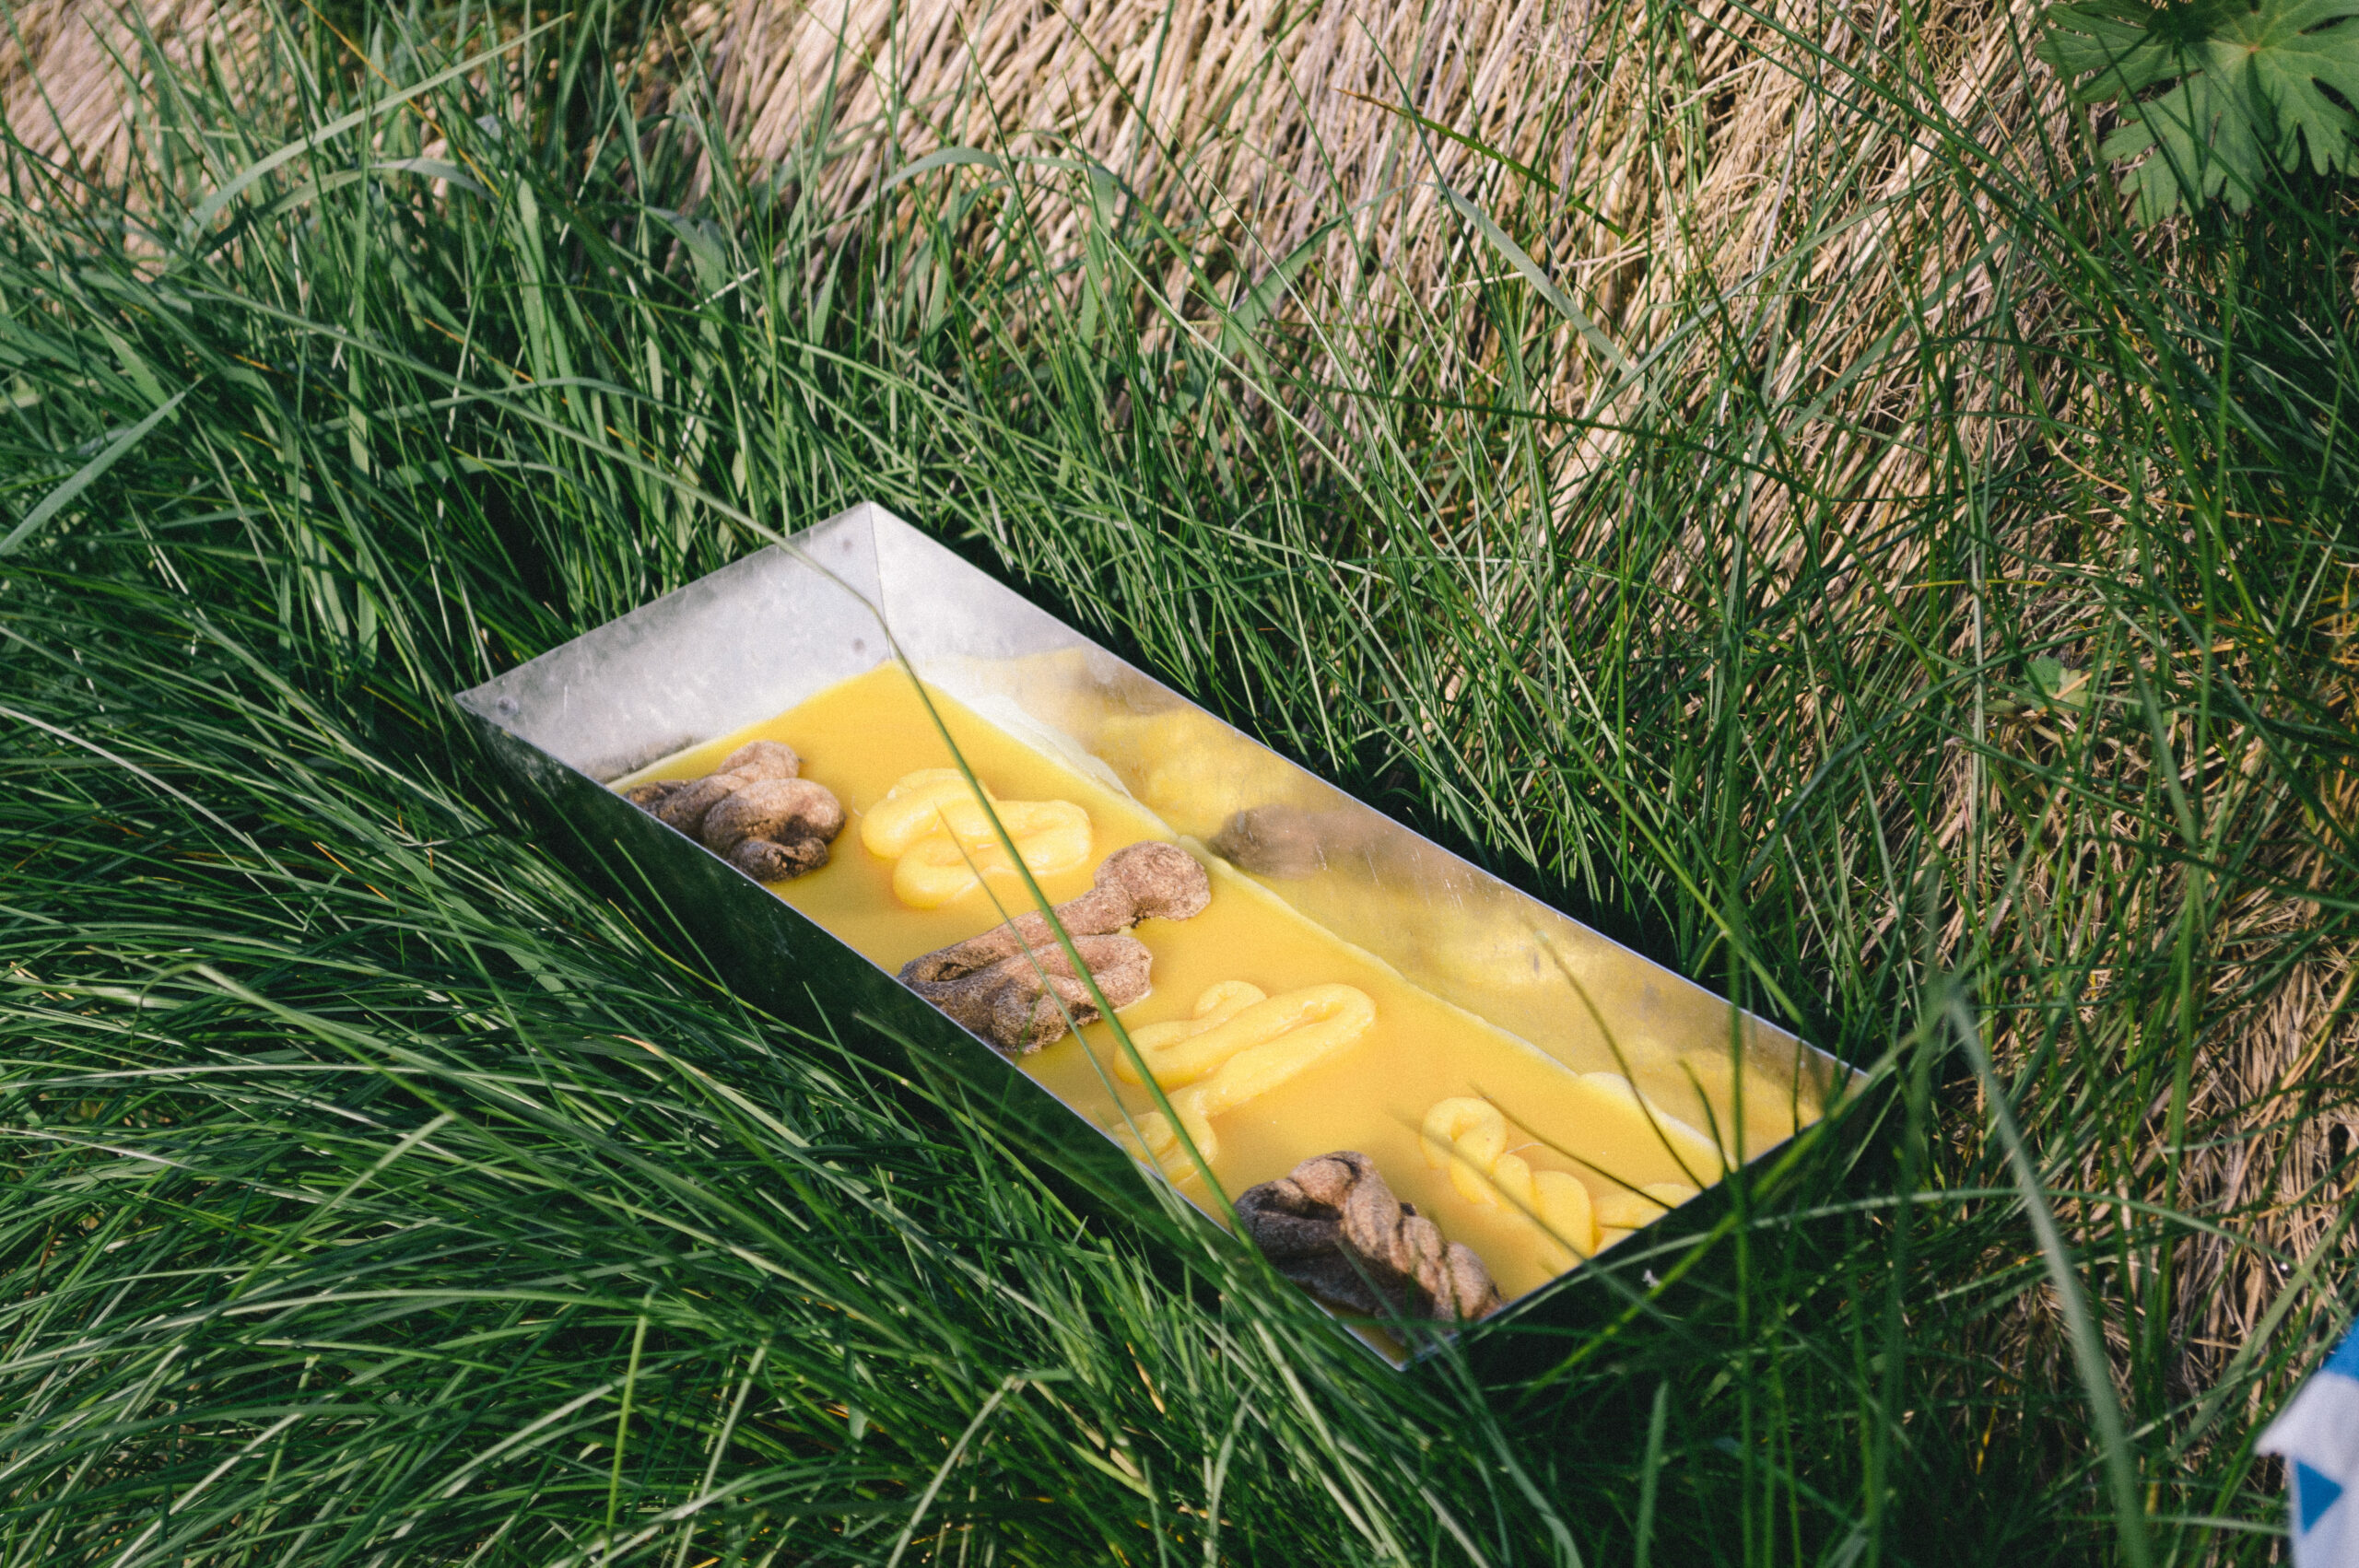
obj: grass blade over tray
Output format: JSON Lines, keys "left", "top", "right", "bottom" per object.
{"left": 1, "top": 0, "right": 2355, "bottom": 1560}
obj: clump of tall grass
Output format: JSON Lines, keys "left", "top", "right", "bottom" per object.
{"left": 2, "top": 0, "right": 2355, "bottom": 1562}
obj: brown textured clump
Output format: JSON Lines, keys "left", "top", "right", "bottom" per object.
{"left": 903, "top": 842, "right": 1208, "bottom": 983}
{"left": 898, "top": 841, "right": 1212, "bottom": 1056}
{"left": 908, "top": 932, "right": 1156, "bottom": 1056}
{"left": 1235, "top": 1150, "right": 1503, "bottom": 1322}
{"left": 624, "top": 740, "right": 843, "bottom": 882}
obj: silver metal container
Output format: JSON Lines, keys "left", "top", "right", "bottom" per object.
{"left": 452, "top": 502, "right": 1850, "bottom": 1361}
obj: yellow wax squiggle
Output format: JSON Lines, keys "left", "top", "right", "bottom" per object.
{"left": 1116, "top": 980, "right": 1376, "bottom": 1172}
{"left": 891, "top": 798, "right": 1091, "bottom": 907}
{"left": 1421, "top": 1097, "right": 1598, "bottom": 1269}
{"left": 1115, "top": 982, "right": 1371, "bottom": 1087}
{"left": 861, "top": 768, "right": 1093, "bottom": 908}
{"left": 862, "top": 769, "right": 984, "bottom": 857}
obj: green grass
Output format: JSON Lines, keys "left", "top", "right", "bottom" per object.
{"left": 2, "top": 0, "right": 2356, "bottom": 1562}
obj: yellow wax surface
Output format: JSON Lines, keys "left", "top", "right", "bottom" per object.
{"left": 618, "top": 664, "right": 1741, "bottom": 1303}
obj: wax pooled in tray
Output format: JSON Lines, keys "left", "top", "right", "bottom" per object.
{"left": 614, "top": 663, "right": 1783, "bottom": 1305}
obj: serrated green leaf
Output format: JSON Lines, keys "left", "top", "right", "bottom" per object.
{"left": 2027, "top": 658, "right": 2098, "bottom": 711}
{"left": 2036, "top": 0, "right": 2359, "bottom": 219}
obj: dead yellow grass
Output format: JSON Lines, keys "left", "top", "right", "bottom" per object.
{"left": 2, "top": 0, "right": 260, "bottom": 186}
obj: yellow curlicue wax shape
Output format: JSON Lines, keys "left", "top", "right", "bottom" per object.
{"left": 861, "top": 769, "right": 984, "bottom": 856}
{"left": 1421, "top": 1098, "right": 1598, "bottom": 1270}
{"left": 1118, "top": 980, "right": 1376, "bottom": 1172}
{"left": 860, "top": 767, "right": 1092, "bottom": 908}
{"left": 1114, "top": 981, "right": 1373, "bottom": 1087}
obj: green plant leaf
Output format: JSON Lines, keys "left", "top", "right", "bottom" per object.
{"left": 2037, "top": 0, "right": 2359, "bottom": 220}
{"left": 2026, "top": 656, "right": 2096, "bottom": 711}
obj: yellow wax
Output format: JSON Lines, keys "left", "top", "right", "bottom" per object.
{"left": 617, "top": 664, "right": 1751, "bottom": 1303}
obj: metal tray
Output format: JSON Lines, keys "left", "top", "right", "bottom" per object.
{"left": 452, "top": 501, "right": 1852, "bottom": 1363}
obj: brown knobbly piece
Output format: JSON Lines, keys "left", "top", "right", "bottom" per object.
{"left": 905, "top": 932, "right": 1155, "bottom": 1055}
{"left": 715, "top": 740, "right": 801, "bottom": 779}
{"left": 1236, "top": 1151, "right": 1503, "bottom": 1322}
{"left": 990, "top": 935, "right": 1153, "bottom": 1046}
{"left": 728, "top": 835, "right": 831, "bottom": 881}
{"left": 703, "top": 778, "right": 846, "bottom": 855}
{"left": 621, "top": 741, "right": 841, "bottom": 883}
{"left": 897, "top": 841, "right": 1211, "bottom": 1056}
{"left": 648, "top": 773, "right": 743, "bottom": 837}
{"left": 903, "top": 842, "right": 1209, "bottom": 988}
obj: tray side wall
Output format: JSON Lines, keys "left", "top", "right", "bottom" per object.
{"left": 458, "top": 509, "right": 890, "bottom": 783}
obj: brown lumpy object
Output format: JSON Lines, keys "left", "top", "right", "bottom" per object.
{"left": 644, "top": 773, "right": 739, "bottom": 837}
{"left": 904, "top": 842, "right": 1209, "bottom": 986}
{"left": 703, "top": 778, "right": 846, "bottom": 854}
{"left": 905, "top": 932, "right": 1155, "bottom": 1055}
{"left": 1235, "top": 1150, "right": 1503, "bottom": 1322}
{"left": 729, "top": 835, "right": 831, "bottom": 881}
{"left": 897, "top": 841, "right": 1212, "bottom": 1056}
{"left": 715, "top": 740, "right": 802, "bottom": 779}
{"left": 631, "top": 741, "right": 804, "bottom": 838}
{"left": 621, "top": 740, "right": 840, "bottom": 883}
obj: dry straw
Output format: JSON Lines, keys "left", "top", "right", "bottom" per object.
{"left": 2, "top": 0, "right": 261, "bottom": 184}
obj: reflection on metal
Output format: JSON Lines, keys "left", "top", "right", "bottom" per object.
{"left": 454, "top": 501, "right": 1853, "bottom": 1359}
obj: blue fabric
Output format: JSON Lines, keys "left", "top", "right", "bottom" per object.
{"left": 2300, "top": 1460, "right": 2346, "bottom": 1534}
{"left": 2327, "top": 1329, "right": 2359, "bottom": 1383}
